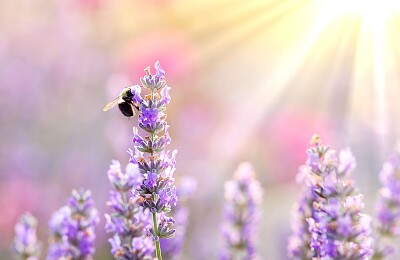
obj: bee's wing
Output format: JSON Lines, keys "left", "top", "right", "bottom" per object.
{"left": 103, "top": 97, "right": 120, "bottom": 111}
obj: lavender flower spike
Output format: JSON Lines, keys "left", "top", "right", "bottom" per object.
{"left": 294, "top": 135, "right": 373, "bottom": 259}
{"left": 47, "top": 188, "right": 100, "bottom": 260}
{"left": 129, "top": 61, "right": 177, "bottom": 259}
{"left": 220, "top": 162, "right": 263, "bottom": 260}
{"left": 11, "top": 213, "right": 41, "bottom": 260}
{"left": 105, "top": 160, "right": 154, "bottom": 259}
{"left": 374, "top": 142, "right": 400, "bottom": 258}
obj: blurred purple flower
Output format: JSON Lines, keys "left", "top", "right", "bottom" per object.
{"left": 220, "top": 163, "right": 263, "bottom": 260}
{"left": 47, "top": 189, "right": 99, "bottom": 260}
{"left": 374, "top": 143, "right": 400, "bottom": 258}
{"left": 105, "top": 160, "right": 154, "bottom": 259}
{"left": 108, "top": 160, "right": 142, "bottom": 192}
{"left": 288, "top": 136, "right": 373, "bottom": 259}
{"left": 287, "top": 165, "right": 315, "bottom": 259}
{"left": 11, "top": 213, "right": 41, "bottom": 260}
{"left": 0, "top": 178, "right": 39, "bottom": 246}
{"left": 160, "top": 176, "right": 196, "bottom": 259}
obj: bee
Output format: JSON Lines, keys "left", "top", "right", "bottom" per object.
{"left": 103, "top": 87, "right": 139, "bottom": 117}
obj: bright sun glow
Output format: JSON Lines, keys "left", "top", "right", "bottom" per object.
{"left": 201, "top": 0, "right": 400, "bottom": 156}
{"left": 317, "top": 0, "right": 400, "bottom": 23}
{"left": 310, "top": 0, "right": 400, "bottom": 136}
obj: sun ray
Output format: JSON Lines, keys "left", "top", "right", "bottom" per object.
{"left": 171, "top": 0, "right": 400, "bottom": 160}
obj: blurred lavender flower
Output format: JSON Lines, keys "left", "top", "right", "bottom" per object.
{"left": 128, "top": 61, "right": 177, "bottom": 259}
{"left": 287, "top": 166, "right": 315, "bottom": 259}
{"left": 105, "top": 160, "right": 154, "bottom": 259}
{"left": 160, "top": 177, "right": 197, "bottom": 259}
{"left": 11, "top": 213, "right": 41, "bottom": 260}
{"left": 220, "top": 162, "right": 263, "bottom": 260}
{"left": 47, "top": 189, "right": 100, "bottom": 260}
{"left": 373, "top": 143, "right": 400, "bottom": 258}
{"left": 289, "top": 135, "right": 373, "bottom": 259}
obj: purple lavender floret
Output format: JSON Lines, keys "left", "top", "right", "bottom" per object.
{"left": 130, "top": 85, "right": 144, "bottom": 104}
{"left": 107, "top": 234, "right": 154, "bottom": 260}
{"left": 220, "top": 162, "right": 263, "bottom": 260}
{"left": 140, "top": 61, "right": 166, "bottom": 90}
{"left": 148, "top": 213, "right": 176, "bottom": 240}
{"left": 105, "top": 160, "right": 154, "bottom": 259}
{"left": 374, "top": 143, "right": 400, "bottom": 258}
{"left": 289, "top": 135, "right": 373, "bottom": 259}
{"left": 160, "top": 177, "right": 197, "bottom": 259}
{"left": 47, "top": 189, "right": 99, "bottom": 260}
{"left": 11, "top": 213, "right": 42, "bottom": 260}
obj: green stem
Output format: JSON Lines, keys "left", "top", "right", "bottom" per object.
{"left": 152, "top": 212, "right": 162, "bottom": 260}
